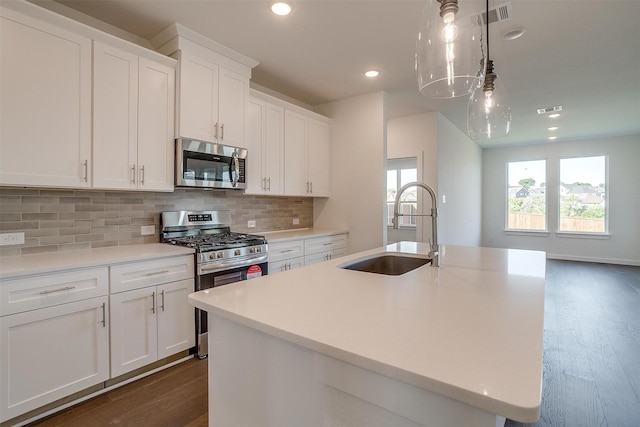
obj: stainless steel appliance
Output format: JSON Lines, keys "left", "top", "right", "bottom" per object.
{"left": 175, "top": 138, "right": 247, "bottom": 190}
{"left": 160, "top": 210, "right": 267, "bottom": 358}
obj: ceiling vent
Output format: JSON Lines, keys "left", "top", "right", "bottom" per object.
{"left": 537, "top": 105, "right": 563, "bottom": 115}
{"left": 481, "top": 2, "right": 513, "bottom": 25}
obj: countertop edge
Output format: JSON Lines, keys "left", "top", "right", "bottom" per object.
{"left": 0, "top": 244, "right": 195, "bottom": 279}
{"left": 260, "top": 228, "right": 349, "bottom": 243}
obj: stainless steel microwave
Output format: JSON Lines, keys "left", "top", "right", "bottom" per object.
{"left": 175, "top": 138, "right": 247, "bottom": 190}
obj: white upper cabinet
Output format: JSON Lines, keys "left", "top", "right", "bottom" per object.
{"left": 152, "top": 24, "right": 257, "bottom": 147}
{"left": 0, "top": 2, "right": 175, "bottom": 191}
{"left": 284, "top": 109, "right": 331, "bottom": 197}
{"left": 93, "top": 41, "right": 175, "bottom": 191}
{"left": 246, "top": 95, "right": 284, "bottom": 195}
{"left": 0, "top": 6, "right": 92, "bottom": 188}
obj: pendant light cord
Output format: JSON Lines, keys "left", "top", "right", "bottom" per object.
{"left": 486, "top": 0, "right": 490, "bottom": 67}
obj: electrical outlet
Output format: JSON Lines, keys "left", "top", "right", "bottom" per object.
{"left": 293, "top": 218, "right": 300, "bottom": 225}
{"left": 442, "top": 194, "right": 446, "bottom": 204}
{"left": 0, "top": 232, "right": 25, "bottom": 246}
{"left": 247, "top": 220, "right": 256, "bottom": 228}
{"left": 140, "top": 225, "right": 155, "bottom": 236}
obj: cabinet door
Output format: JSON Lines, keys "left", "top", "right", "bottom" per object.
{"left": 93, "top": 41, "right": 138, "bottom": 190}
{"left": 0, "top": 10, "right": 91, "bottom": 188}
{"left": 0, "top": 296, "right": 109, "bottom": 422}
{"left": 269, "top": 257, "right": 305, "bottom": 275}
{"left": 307, "top": 118, "right": 331, "bottom": 197}
{"left": 218, "top": 67, "right": 249, "bottom": 147}
{"left": 264, "top": 103, "right": 285, "bottom": 195}
{"left": 110, "top": 288, "right": 158, "bottom": 378}
{"left": 284, "top": 109, "right": 308, "bottom": 196}
{"left": 157, "top": 279, "right": 195, "bottom": 359}
{"left": 178, "top": 52, "right": 219, "bottom": 142}
{"left": 138, "top": 57, "right": 175, "bottom": 191}
{"left": 246, "top": 98, "right": 266, "bottom": 194}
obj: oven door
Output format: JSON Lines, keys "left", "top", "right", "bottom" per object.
{"left": 175, "top": 138, "right": 247, "bottom": 189}
{"left": 195, "top": 261, "right": 268, "bottom": 358}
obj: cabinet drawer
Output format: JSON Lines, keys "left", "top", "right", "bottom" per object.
{"left": 0, "top": 267, "right": 108, "bottom": 316}
{"left": 269, "top": 257, "right": 304, "bottom": 275}
{"left": 268, "top": 239, "right": 305, "bottom": 263}
{"left": 110, "top": 255, "right": 194, "bottom": 294}
{"left": 304, "top": 234, "right": 348, "bottom": 255}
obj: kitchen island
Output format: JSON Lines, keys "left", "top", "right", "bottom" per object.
{"left": 188, "top": 243, "right": 545, "bottom": 427}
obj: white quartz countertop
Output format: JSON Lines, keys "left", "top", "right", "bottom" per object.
{"left": 0, "top": 244, "right": 194, "bottom": 279}
{"left": 260, "top": 228, "right": 348, "bottom": 243}
{"left": 189, "top": 243, "right": 546, "bottom": 422}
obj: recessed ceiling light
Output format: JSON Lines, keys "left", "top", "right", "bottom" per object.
{"left": 548, "top": 126, "right": 559, "bottom": 131}
{"left": 548, "top": 136, "right": 558, "bottom": 140}
{"left": 270, "top": 2, "right": 292, "bottom": 16}
{"left": 503, "top": 28, "right": 526, "bottom": 41}
{"left": 548, "top": 113, "right": 560, "bottom": 118}
{"left": 364, "top": 70, "right": 380, "bottom": 78}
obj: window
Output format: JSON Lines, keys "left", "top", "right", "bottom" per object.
{"left": 507, "top": 160, "right": 546, "bottom": 231}
{"left": 559, "top": 156, "right": 607, "bottom": 233}
{"left": 386, "top": 158, "right": 417, "bottom": 227}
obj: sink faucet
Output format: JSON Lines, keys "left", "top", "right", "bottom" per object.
{"left": 392, "top": 182, "right": 439, "bottom": 267}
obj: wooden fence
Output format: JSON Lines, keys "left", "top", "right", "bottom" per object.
{"left": 508, "top": 213, "right": 604, "bottom": 232}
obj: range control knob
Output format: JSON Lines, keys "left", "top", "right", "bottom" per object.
{"left": 234, "top": 249, "right": 241, "bottom": 256}
{"left": 256, "top": 247, "right": 261, "bottom": 253}
{"left": 217, "top": 252, "right": 224, "bottom": 259}
{"left": 209, "top": 253, "right": 215, "bottom": 260}
{"left": 249, "top": 247, "right": 256, "bottom": 253}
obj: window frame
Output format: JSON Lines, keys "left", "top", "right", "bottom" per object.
{"left": 505, "top": 158, "right": 549, "bottom": 233}
{"left": 386, "top": 157, "right": 418, "bottom": 228}
{"left": 556, "top": 155, "right": 609, "bottom": 236}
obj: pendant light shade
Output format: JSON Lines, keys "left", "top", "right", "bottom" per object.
{"left": 416, "top": 0, "right": 484, "bottom": 99}
{"left": 467, "top": 0, "right": 512, "bottom": 139}
{"left": 467, "top": 59, "right": 512, "bottom": 139}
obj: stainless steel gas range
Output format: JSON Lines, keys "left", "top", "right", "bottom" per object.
{"left": 160, "top": 210, "right": 268, "bottom": 358}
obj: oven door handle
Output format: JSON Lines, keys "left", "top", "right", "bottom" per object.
{"left": 199, "top": 254, "right": 268, "bottom": 274}
{"left": 231, "top": 152, "right": 240, "bottom": 188}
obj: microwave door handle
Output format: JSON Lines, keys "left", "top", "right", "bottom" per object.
{"left": 231, "top": 152, "right": 240, "bottom": 188}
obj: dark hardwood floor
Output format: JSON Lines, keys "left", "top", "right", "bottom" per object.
{"left": 506, "top": 260, "right": 640, "bottom": 427}
{"left": 28, "top": 260, "right": 640, "bottom": 427}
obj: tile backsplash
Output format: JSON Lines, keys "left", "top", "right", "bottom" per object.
{"left": 0, "top": 187, "right": 313, "bottom": 256}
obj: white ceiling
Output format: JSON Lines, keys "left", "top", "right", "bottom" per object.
{"left": 49, "top": 0, "right": 640, "bottom": 148}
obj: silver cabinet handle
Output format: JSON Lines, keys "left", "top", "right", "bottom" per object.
{"left": 220, "top": 123, "right": 225, "bottom": 140}
{"left": 83, "top": 160, "right": 88, "bottom": 182}
{"left": 160, "top": 290, "right": 165, "bottom": 312}
{"left": 151, "top": 291, "right": 155, "bottom": 314}
{"left": 40, "top": 286, "right": 76, "bottom": 295}
{"left": 131, "top": 165, "right": 136, "bottom": 183}
{"left": 146, "top": 270, "right": 169, "bottom": 276}
{"left": 267, "top": 177, "right": 271, "bottom": 191}
{"left": 310, "top": 181, "right": 313, "bottom": 193}
{"left": 139, "top": 165, "right": 145, "bottom": 185}
{"left": 262, "top": 177, "right": 267, "bottom": 190}
{"left": 287, "top": 263, "right": 291, "bottom": 270}
{"left": 306, "top": 181, "right": 310, "bottom": 193}
{"left": 101, "top": 302, "right": 106, "bottom": 328}
{"left": 214, "top": 122, "right": 219, "bottom": 139}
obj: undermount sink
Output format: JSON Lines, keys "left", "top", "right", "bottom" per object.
{"left": 339, "top": 254, "right": 432, "bottom": 276}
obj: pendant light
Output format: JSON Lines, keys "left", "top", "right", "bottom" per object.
{"left": 467, "top": 0, "right": 512, "bottom": 139}
{"left": 416, "top": 0, "right": 484, "bottom": 99}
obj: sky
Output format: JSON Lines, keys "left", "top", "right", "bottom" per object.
{"left": 508, "top": 156, "right": 605, "bottom": 187}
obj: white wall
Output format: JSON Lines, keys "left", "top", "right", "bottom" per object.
{"left": 386, "top": 112, "right": 482, "bottom": 248}
{"left": 437, "top": 115, "right": 482, "bottom": 246}
{"left": 313, "top": 92, "right": 387, "bottom": 254}
{"left": 482, "top": 134, "right": 640, "bottom": 265}
{"left": 386, "top": 113, "right": 438, "bottom": 244}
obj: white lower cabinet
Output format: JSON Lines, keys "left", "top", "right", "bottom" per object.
{"left": 109, "top": 256, "right": 195, "bottom": 378}
{"left": 268, "top": 233, "right": 349, "bottom": 274}
{"left": 0, "top": 296, "right": 109, "bottom": 422}
{"left": 304, "top": 234, "right": 348, "bottom": 266}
